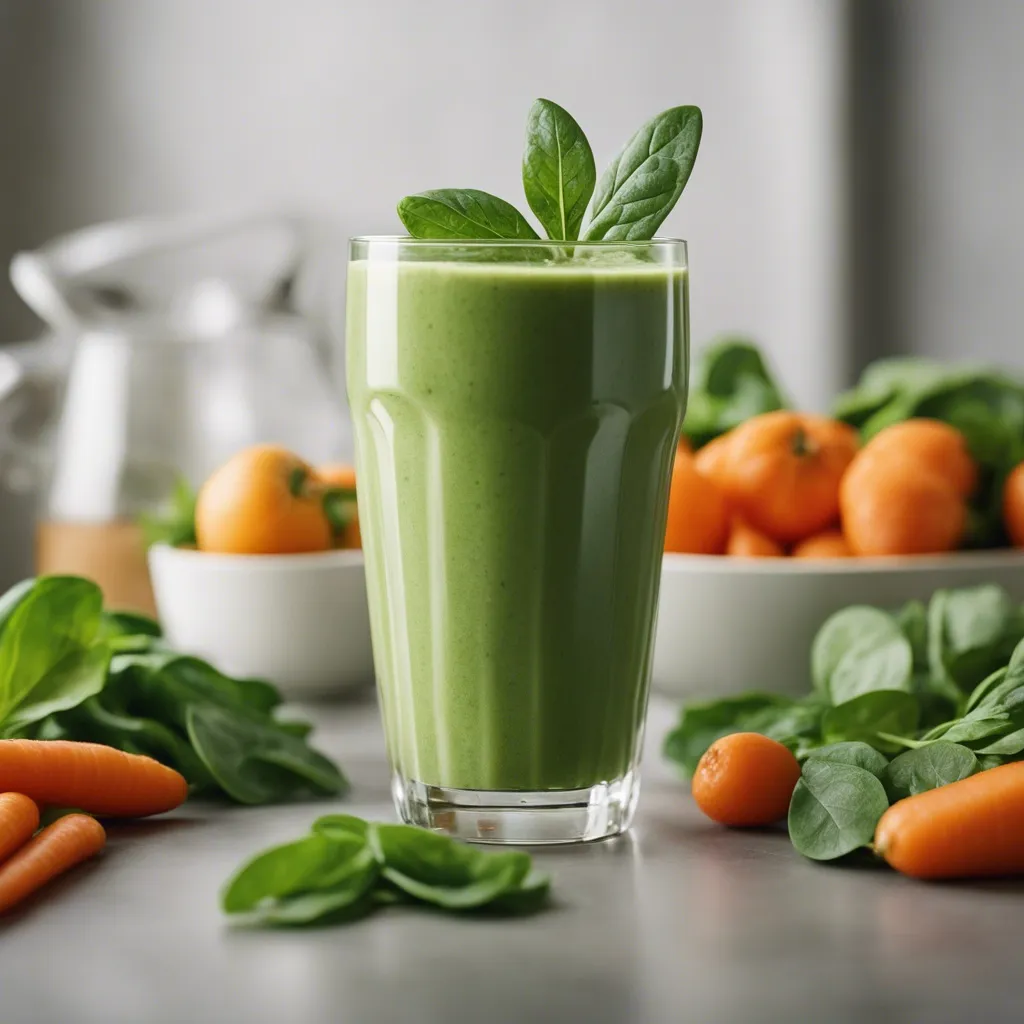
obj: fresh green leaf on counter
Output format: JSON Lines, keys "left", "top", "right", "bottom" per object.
{"left": 681, "top": 339, "right": 789, "bottom": 449}
{"left": 522, "top": 98, "right": 596, "bottom": 241}
{"left": 223, "top": 834, "right": 348, "bottom": 913}
{"left": 222, "top": 816, "right": 551, "bottom": 927}
{"left": 883, "top": 742, "right": 979, "bottom": 802}
{"left": 398, "top": 189, "right": 539, "bottom": 241}
{"left": 375, "top": 823, "right": 533, "bottom": 910}
{"left": 788, "top": 759, "right": 889, "bottom": 861}
{"left": 313, "top": 814, "right": 371, "bottom": 841}
{"left": 582, "top": 105, "right": 703, "bottom": 241}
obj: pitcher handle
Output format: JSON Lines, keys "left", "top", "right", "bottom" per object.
{"left": 10, "top": 252, "right": 78, "bottom": 332}
{"left": 0, "top": 350, "right": 35, "bottom": 493}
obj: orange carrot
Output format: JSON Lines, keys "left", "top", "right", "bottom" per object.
{"left": 0, "top": 814, "right": 105, "bottom": 914}
{"left": 0, "top": 741, "right": 188, "bottom": 818}
{"left": 0, "top": 793, "right": 39, "bottom": 862}
{"left": 875, "top": 761, "right": 1024, "bottom": 879}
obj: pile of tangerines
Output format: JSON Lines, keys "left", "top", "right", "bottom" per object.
{"left": 665, "top": 411, "right": 1024, "bottom": 558}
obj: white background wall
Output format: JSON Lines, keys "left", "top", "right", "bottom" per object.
{"left": 0, "top": 0, "right": 848, "bottom": 409}
{"left": 893, "top": 1, "right": 1024, "bottom": 366}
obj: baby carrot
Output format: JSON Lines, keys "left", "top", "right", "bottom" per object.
{"left": 875, "top": 761, "right": 1024, "bottom": 879}
{"left": 0, "top": 741, "right": 188, "bottom": 818}
{"left": 0, "top": 793, "right": 39, "bottom": 862}
{"left": 0, "top": 814, "right": 105, "bottom": 914}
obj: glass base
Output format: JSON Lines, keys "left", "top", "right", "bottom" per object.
{"left": 391, "top": 771, "right": 641, "bottom": 845}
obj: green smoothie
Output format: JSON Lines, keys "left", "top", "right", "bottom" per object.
{"left": 346, "top": 253, "right": 687, "bottom": 793}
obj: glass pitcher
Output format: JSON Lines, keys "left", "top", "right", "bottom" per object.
{"left": 0, "top": 212, "right": 350, "bottom": 614}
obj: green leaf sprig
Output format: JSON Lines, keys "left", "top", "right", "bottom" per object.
{"left": 139, "top": 477, "right": 198, "bottom": 549}
{"left": 221, "top": 814, "right": 551, "bottom": 927}
{"left": 665, "top": 583, "right": 1024, "bottom": 862}
{"left": 398, "top": 99, "right": 702, "bottom": 243}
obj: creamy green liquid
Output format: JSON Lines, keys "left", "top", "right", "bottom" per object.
{"left": 346, "top": 257, "right": 687, "bottom": 791}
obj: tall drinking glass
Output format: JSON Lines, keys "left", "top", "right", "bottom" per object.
{"left": 346, "top": 238, "right": 688, "bottom": 844}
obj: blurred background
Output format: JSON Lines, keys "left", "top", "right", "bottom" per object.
{"left": 0, "top": 0, "right": 1020, "bottom": 589}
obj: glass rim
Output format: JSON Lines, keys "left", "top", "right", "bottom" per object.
{"left": 350, "top": 235, "right": 687, "bottom": 248}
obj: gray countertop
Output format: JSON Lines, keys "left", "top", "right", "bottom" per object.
{"left": 2, "top": 694, "right": 1022, "bottom": 1024}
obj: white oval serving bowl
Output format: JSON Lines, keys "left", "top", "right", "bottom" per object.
{"left": 148, "top": 545, "right": 373, "bottom": 699}
{"left": 652, "top": 550, "right": 1024, "bottom": 700}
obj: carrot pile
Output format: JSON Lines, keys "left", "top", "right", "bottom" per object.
{"left": 0, "top": 741, "right": 187, "bottom": 915}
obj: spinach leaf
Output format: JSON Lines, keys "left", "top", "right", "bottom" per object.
{"left": 964, "top": 666, "right": 1011, "bottom": 714}
{"left": 812, "top": 607, "right": 913, "bottom": 704}
{"left": 681, "top": 339, "right": 788, "bottom": 448}
{"left": 373, "top": 824, "right": 534, "bottom": 910}
{"left": 831, "top": 358, "right": 950, "bottom": 428}
{"left": 139, "top": 476, "right": 197, "bottom": 549}
{"left": 246, "top": 884, "right": 377, "bottom": 927}
{"left": 98, "top": 610, "right": 162, "bottom": 641}
{"left": 222, "top": 817, "right": 551, "bottom": 927}
{"left": 821, "top": 691, "right": 919, "bottom": 751}
{"left": 186, "top": 704, "right": 346, "bottom": 804}
{"left": 222, "top": 834, "right": 344, "bottom": 913}
{"left": 976, "top": 728, "right": 1024, "bottom": 756}
{"left": 883, "top": 742, "right": 979, "bottom": 801}
{"left": 928, "top": 713, "right": 1012, "bottom": 747}
{"left": 582, "top": 105, "right": 702, "bottom": 241}
{"left": 788, "top": 760, "right": 889, "bottom": 861}
{"left": 223, "top": 832, "right": 379, "bottom": 927}
{"left": 59, "top": 697, "right": 213, "bottom": 786}
{"left": 802, "top": 741, "right": 888, "bottom": 778}
{"left": 313, "top": 814, "right": 370, "bottom": 841}
{"left": 522, "top": 98, "right": 595, "bottom": 241}
{"left": 928, "top": 585, "right": 1023, "bottom": 693}
{"left": 896, "top": 600, "right": 929, "bottom": 670}
{"left": 1, "top": 643, "right": 110, "bottom": 734}
{"left": 488, "top": 868, "right": 552, "bottom": 915}
{"left": 398, "top": 189, "right": 539, "bottom": 240}
{"left": 110, "top": 653, "right": 273, "bottom": 728}
{"left": 895, "top": 599, "right": 959, "bottom": 726}
{"left": 663, "top": 693, "right": 810, "bottom": 775}
{"left": 0, "top": 577, "right": 103, "bottom": 724}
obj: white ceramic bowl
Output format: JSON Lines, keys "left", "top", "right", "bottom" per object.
{"left": 148, "top": 545, "right": 373, "bottom": 699}
{"left": 652, "top": 551, "right": 1024, "bottom": 700}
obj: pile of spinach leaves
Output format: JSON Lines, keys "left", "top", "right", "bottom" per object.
{"left": 222, "top": 814, "right": 550, "bottom": 926}
{"left": 0, "top": 575, "right": 345, "bottom": 804}
{"left": 665, "top": 583, "right": 1024, "bottom": 861}
{"left": 681, "top": 340, "right": 1024, "bottom": 549}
